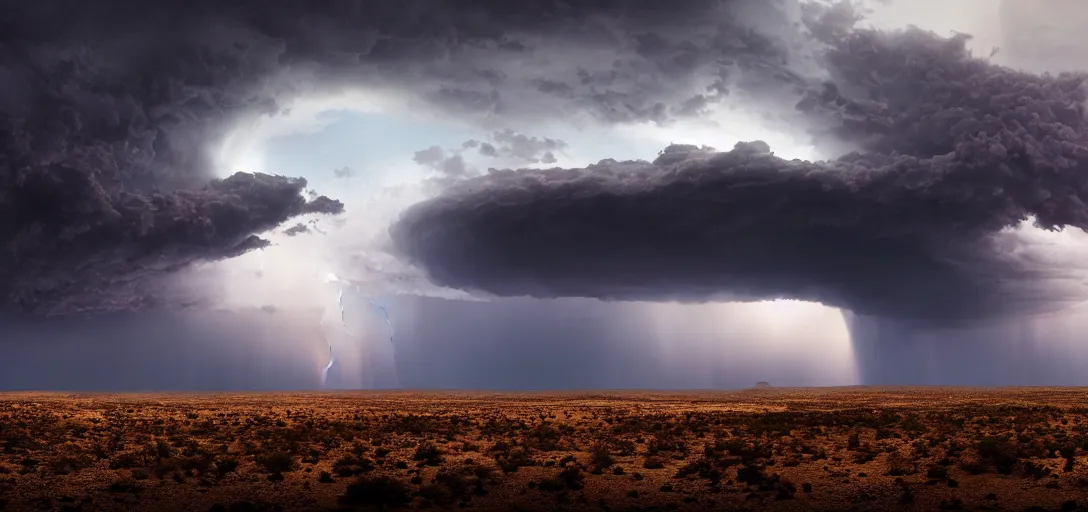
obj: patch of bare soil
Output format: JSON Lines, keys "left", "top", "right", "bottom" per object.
{"left": 1, "top": 387, "right": 1087, "bottom": 511}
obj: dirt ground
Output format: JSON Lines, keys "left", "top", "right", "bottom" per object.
{"left": 1, "top": 387, "right": 1087, "bottom": 511}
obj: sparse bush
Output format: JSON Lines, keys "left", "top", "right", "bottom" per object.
{"left": 885, "top": 451, "right": 917, "bottom": 476}
{"left": 254, "top": 452, "right": 296, "bottom": 475}
{"left": 977, "top": 437, "right": 1019, "bottom": 474}
{"left": 434, "top": 468, "right": 472, "bottom": 498}
{"left": 339, "top": 476, "right": 411, "bottom": 509}
{"left": 107, "top": 479, "right": 140, "bottom": 493}
{"left": 589, "top": 443, "right": 615, "bottom": 471}
{"left": 412, "top": 443, "right": 444, "bottom": 466}
{"left": 48, "top": 454, "right": 89, "bottom": 475}
{"left": 735, "top": 463, "right": 766, "bottom": 486}
{"left": 538, "top": 466, "right": 584, "bottom": 492}
{"left": 642, "top": 456, "right": 665, "bottom": 470}
{"left": 417, "top": 483, "right": 455, "bottom": 505}
{"left": 495, "top": 448, "right": 533, "bottom": 473}
{"left": 214, "top": 458, "right": 239, "bottom": 478}
{"left": 332, "top": 454, "right": 374, "bottom": 477}
{"left": 524, "top": 424, "right": 563, "bottom": 451}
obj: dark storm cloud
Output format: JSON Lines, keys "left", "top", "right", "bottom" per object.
{"left": 392, "top": 27, "right": 1088, "bottom": 324}
{"left": 7, "top": 172, "right": 342, "bottom": 316}
{"left": 2, "top": 0, "right": 818, "bottom": 315}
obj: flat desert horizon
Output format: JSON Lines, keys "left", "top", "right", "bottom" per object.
{"left": 1, "top": 387, "right": 1086, "bottom": 512}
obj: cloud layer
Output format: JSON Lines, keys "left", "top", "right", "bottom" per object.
{"left": 11, "top": 0, "right": 1086, "bottom": 321}
{"left": 2, "top": 0, "right": 826, "bottom": 315}
{"left": 392, "top": 26, "right": 1088, "bottom": 324}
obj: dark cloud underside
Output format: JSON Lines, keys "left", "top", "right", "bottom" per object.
{"left": 9, "top": 0, "right": 1087, "bottom": 323}
{"left": 2, "top": 0, "right": 817, "bottom": 315}
{"left": 392, "top": 27, "right": 1088, "bottom": 324}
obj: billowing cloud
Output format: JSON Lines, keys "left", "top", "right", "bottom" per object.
{"left": 5, "top": 172, "right": 342, "bottom": 316}
{"left": 392, "top": 26, "right": 1088, "bottom": 325}
{"left": 413, "top": 146, "right": 469, "bottom": 177}
{"left": 2, "top": 0, "right": 830, "bottom": 315}
{"left": 415, "top": 129, "right": 570, "bottom": 187}
{"left": 465, "top": 129, "right": 568, "bottom": 164}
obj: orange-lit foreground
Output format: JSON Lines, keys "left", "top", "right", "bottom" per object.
{"left": 1, "top": 388, "right": 1087, "bottom": 511}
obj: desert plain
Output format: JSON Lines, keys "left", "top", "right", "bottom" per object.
{"left": 1, "top": 387, "right": 1087, "bottom": 511}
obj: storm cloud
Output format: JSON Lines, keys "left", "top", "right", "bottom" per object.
{"left": 1, "top": 0, "right": 828, "bottom": 315}
{"left": 392, "top": 26, "right": 1088, "bottom": 324}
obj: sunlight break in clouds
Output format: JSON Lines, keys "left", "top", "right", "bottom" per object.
{"left": 205, "top": 90, "right": 444, "bottom": 389}
{"left": 189, "top": 0, "right": 1088, "bottom": 390}
{"left": 202, "top": 86, "right": 861, "bottom": 389}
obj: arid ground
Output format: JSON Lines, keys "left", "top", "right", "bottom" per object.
{"left": 1, "top": 388, "right": 1087, "bottom": 511}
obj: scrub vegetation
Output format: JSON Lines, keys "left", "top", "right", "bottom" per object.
{"left": 1, "top": 388, "right": 1087, "bottom": 511}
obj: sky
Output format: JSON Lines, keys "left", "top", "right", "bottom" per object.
{"left": 3, "top": 0, "right": 1088, "bottom": 390}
